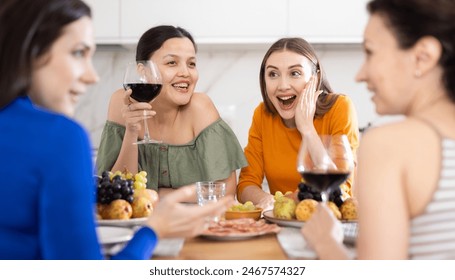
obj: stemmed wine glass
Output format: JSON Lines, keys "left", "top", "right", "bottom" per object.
{"left": 123, "top": 60, "right": 162, "bottom": 144}
{"left": 296, "top": 135, "right": 354, "bottom": 203}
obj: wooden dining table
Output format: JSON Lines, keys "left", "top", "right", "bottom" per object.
{"left": 152, "top": 233, "right": 288, "bottom": 260}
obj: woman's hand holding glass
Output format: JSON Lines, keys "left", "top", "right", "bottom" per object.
{"left": 123, "top": 60, "right": 162, "bottom": 144}
{"left": 122, "top": 89, "right": 156, "bottom": 135}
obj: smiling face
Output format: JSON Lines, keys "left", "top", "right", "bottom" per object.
{"left": 29, "top": 16, "right": 98, "bottom": 117}
{"left": 150, "top": 37, "right": 198, "bottom": 106}
{"left": 264, "top": 50, "right": 315, "bottom": 121}
{"left": 356, "top": 14, "right": 418, "bottom": 116}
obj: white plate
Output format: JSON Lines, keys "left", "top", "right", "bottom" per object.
{"left": 96, "top": 226, "right": 134, "bottom": 245}
{"left": 97, "top": 217, "right": 147, "bottom": 228}
{"left": 200, "top": 219, "right": 281, "bottom": 241}
{"left": 263, "top": 210, "right": 358, "bottom": 244}
{"left": 200, "top": 231, "right": 274, "bottom": 241}
{"left": 276, "top": 227, "right": 357, "bottom": 259}
{"left": 263, "top": 210, "right": 303, "bottom": 228}
{"left": 277, "top": 227, "right": 317, "bottom": 259}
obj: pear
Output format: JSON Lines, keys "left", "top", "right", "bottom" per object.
{"left": 273, "top": 196, "right": 296, "bottom": 220}
{"left": 102, "top": 199, "right": 132, "bottom": 220}
{"left": 131, "top": 196, "right": 153, "bottom": 218}
{"left": 133, "top": 188, "right": 159, "bottom": 207}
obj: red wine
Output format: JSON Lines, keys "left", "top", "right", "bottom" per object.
{"left": 300, "top": 171, "right": 349, "bottom": 192}
{"left": 124, "top": 83, "right": 162, "bottom": 102}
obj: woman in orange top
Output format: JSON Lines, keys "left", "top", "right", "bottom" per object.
{"left": 237, "top": 37, "right": 359, "bottom": 210}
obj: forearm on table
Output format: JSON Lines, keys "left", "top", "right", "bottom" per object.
{"left": 239, "top": 185, "right": 270, "bottom": 204}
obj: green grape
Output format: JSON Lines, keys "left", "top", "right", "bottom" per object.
{"left": 134, "top": 174, "right": 144, "bottom": 183}
{"left": 243, "top": 201, "right": 255, "bottom": 211}
{"left": 274, "top": 191, "right": 284, "bottom": 200}
{"left": 124, "top": 171, "right": 133, "bottom": 180}
{"left": 133, "top": 181, "right": 146, "bottom": 190}
{"left": 228, "top": 201, "right": 258, "bottom": 212}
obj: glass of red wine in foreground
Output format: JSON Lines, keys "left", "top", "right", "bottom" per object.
{"left": 297, "top": 135, "right": 354, "bottom": 203}
{"left": 123, "top": 60, "right": 162, "bottom": 144}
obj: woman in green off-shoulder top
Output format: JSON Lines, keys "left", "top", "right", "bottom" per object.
{"left": 96, "top": 25, "right": 247, "bottom": 201}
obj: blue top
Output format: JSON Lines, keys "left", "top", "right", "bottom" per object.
{"left": 0, "top": 97, "right": 157, "bottom": 259}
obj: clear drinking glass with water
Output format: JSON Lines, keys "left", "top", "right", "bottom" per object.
{"left": 196, "top": 181, "right": 226, "bottom": 221}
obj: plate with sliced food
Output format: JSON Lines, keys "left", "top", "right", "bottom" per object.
{"left": 200, "top": 218, "right": 281, "bottom": 241}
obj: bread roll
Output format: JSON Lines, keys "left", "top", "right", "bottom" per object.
{"left": 340, "top": 197, "right": 358, "bottom": 220}
{"left": 295, "top": 199, "right": 318, "bottom": 221}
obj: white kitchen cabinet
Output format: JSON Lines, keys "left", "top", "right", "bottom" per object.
{"left": 85, "top": 0, "right": 121, "bottom": 43}
{"left": 120, "top": 0, "right": 287, "bottom": 45}
{"left": 87, "top": 0, "right": 370, "bottom": 45}
{"left": 288, "top": 0, "right": 369, "bottom": 43}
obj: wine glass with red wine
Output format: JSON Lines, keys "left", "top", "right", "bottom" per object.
{"left": 297, "top": 135, "right": 354, "bottom": 203}
{"left": 123, "top": 60, "right": 162, "bottom": 144}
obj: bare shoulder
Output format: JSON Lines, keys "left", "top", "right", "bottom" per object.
{"left": 360, "top": 118, "right": 439, "bottom": 158}
{"left": 189, "top": 92, "right": 217, "bottom": 111}
{"left": 107, "top": 88, "right": 126, "bottom": 125}
{"left": 363, "top": 119, "right": 438, "bottom": 141}
{"left": 186, "top": 93, "right": 220, "bottom": 132}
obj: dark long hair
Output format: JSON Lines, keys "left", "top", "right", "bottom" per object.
{"left": 136, "top": 25, "right": 197, "bottom": 61}
{"left": 259, "top": 37, "right": 339, "bottom": 118}
{"left": 0, "top": 0, "right": 91, "bottom": 109}
{"left": 367, "top": 0, "right": 455, "bottom": 102}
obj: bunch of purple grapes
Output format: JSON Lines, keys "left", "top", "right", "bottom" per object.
{"left": 95, "top": 171, "right": 134, "bottom": 204}
{"left": 297, "top": 182, "right": 344, "bottom": 207}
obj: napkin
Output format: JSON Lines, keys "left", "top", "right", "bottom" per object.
{"left": 153, "top": 238, "right": 185, "bottom": 257}
{"left": 277, "top": 227, "right": 318, "bottom": 259}
{"left": 276, "top": 227, "right": 357, "bottom": 259}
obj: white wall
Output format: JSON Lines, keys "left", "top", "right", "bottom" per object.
{"left": 74, "top": 43, "right": 389, "bottom": 151}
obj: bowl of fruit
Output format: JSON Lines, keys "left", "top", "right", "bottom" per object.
{"left": 224, "top": 201, "right": 263, "bottom": 221}
{"left": 95, "top": 169, "right": 159, "bottom": 226}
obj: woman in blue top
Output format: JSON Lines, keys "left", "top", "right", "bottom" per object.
{"left": 0, "top": 0, "right": 232, "bottom": 260}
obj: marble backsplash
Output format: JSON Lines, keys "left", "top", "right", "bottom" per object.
{"left": 74, "top": 44, "right": 386, "bottom": 153}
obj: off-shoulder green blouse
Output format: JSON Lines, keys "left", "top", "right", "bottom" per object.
{"left": 96, "top": 118, "right": 247, "bottom": 191}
